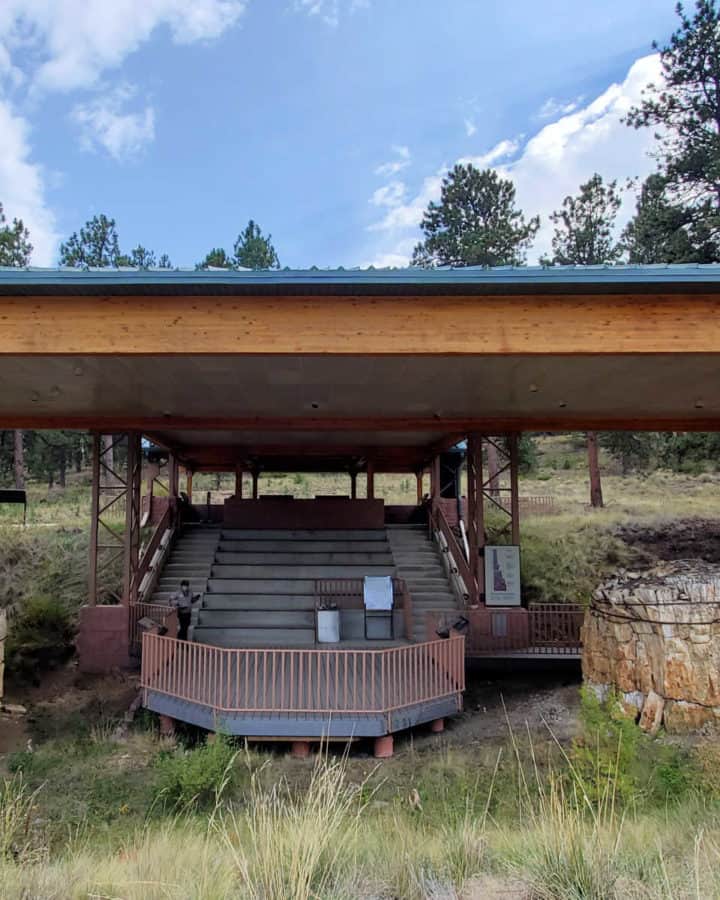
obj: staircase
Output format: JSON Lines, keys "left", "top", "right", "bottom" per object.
{"left": 386, "top": 524, "right": 462, "bottom": 642}
{"left": 151, "top": 524, "right": 219, "bottom": 604}
{"left": 192, "top": 529, "right": 396, "bottom": 648}
{"left": 150, "top": 523, "right": 461, "bottom": 648}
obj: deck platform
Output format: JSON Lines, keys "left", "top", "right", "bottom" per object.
{"left": 141, "top": 633, "right": 465, "bottom": 738}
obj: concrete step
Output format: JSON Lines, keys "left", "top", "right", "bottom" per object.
{"left": 193, "top": 628, "right": 315, "bottom": 648}
{"left": 211, "top": 564, "right": 397, "bottom": 579}
{"left": 202, "top": 594, "right": 317, "bottom": 610}
{"left": 207, "top": 578, "right": 317, "bottom": 594}
{"left": 221, "top": 529, "right": 387, "bottom": 541}
{"left": 197, "top": 610, "right": 315, "bottom": 628}
{"left": 215, "top": 552, "right": 394, "bottom": 566}
{"left": 219, "top": 540, "right": 392, "bottom": 553}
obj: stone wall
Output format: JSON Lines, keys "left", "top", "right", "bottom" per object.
{"left": 583, "top": 562, "right": 720, "bottom": 734}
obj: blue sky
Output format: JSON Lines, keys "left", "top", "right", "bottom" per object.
{"left": 0, "top": 1, "right": 680, "bottom": 267}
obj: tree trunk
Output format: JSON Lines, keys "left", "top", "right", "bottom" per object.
{"left": 587, "top": 431, "right": 604, "bottom": 508}
{"left": 486, "top": 441, "right": 500, "bottom": 501}
{"left": 13, "top": 430, "right": 25, "bottom": 490}
{"left": 58, "top": 449, "right": 67, "bottom": 488}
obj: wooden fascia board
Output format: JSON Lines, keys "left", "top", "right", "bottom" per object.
{"left": 2, "top": 292, "right": 720, "bottom": 355}
{"left": 4, "top": 414, "right": 720, "bottom": 432}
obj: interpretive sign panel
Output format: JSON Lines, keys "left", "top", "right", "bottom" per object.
{"left": 484, "top": 545, "right": 522, "bottom": 606}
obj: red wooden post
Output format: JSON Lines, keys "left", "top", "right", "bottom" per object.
{"left": 123, "top": 431, "right": 142, "bottom": 606}
{"left": 416, "top": 470, "right": 424, "bottom": 505}
{"left": 186, "top": 470, "right": 193, "bottom": 503}
{"left": 235, "top": 464, "right": 243, "bottom": 498}
{"left": 251, "top": 467, "right": 259, "bottom": 500}
{"left": 587, "top": 431, "right": 604, "bottom": 508}
{"left": 509, "top": 433, "right": 520, "bottom": 545}
{"left": 350, "top": 469, "right": 357, "bottom": 499}
{"left": 430, "top": 455, "right": 440, "bottom": 503}
{"left": 88, "top": 432, "right": 101, "bottom": 606}
{"left": 366, "top": 460, "right": 375, "bottom": 499}
{"left": 466, "top": 433, "right": 484, "bottom": 605}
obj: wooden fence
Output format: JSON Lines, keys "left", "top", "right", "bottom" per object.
{"left": 141, "top": 633, "right": 465, "bottom": 717}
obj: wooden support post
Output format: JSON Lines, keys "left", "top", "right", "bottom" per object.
{"left": 186, "top": 470, "right": 193, "bottom": 502}
{"left": 431, "top": 718, "right": 445, "bottom": 733}
{"left": 291, "top": 740, "right": 310, "bottom": 759}
{"left": 416, "top": 470, "right": 424, "bottom": 505}
{"left": 88, "top": 433, "right": 101, "bottom": 607}
{"left": 252, "top": 468, "right": 259, "bottom": 500}
{"left": 350, "top": 470, "right": 358, "bottom": 500}
{"left": 466, "top": 433, "right": 484, "bottom": 605}
{"left": 587, "top": 431, "right": 604, "bottom": 508}
{"left": 123, "top": 431, "right": 142, "bottom": 606}
{"left": 366, "top": 460, "right": 375, "bottom": 500}
{"left": 169, "top": 453, "right": 179, "bottom": 498}
{"left": 431, "top": 455, "right": 441, "bottom": 503}
{"left": 509, "top": 433, "right": 520, "bottom": 545}
{"left": 235, "top": 464, "right": 243, "bottom": 498}
{"left": 374, "top": 735, "right": 393, "bottom": 758}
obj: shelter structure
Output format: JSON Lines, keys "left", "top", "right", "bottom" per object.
{"left": 2, "top": 264, "right": 719, "bottom": 753}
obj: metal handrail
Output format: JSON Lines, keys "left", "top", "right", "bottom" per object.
{"left": 141, "top": 633, "right": 465, "bottom": 716}
{"left": 430, "top": 502, "right": 473, "bottom": 605}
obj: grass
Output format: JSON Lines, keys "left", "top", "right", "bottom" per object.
{"left": 2, "top": 720, "right": 720, "bottom": 899}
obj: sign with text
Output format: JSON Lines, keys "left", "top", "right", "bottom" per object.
{"left": 484, "top": 545, "right": 522, "bottom": 606}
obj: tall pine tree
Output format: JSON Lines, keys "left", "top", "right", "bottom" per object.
{"left": 626, "top": 0, "right": 720, "bottom": 259}
{"left": 411, "top": 165, "right": 539, "bottom": 268}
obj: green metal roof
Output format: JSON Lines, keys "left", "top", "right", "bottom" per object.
{"left": 2, "top": 264, "right": 720, "bottom": 296}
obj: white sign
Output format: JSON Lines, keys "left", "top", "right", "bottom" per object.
{"left": 484, "top": 545, "right": 522, "bottom": 606}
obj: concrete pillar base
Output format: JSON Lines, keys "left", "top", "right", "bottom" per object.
{"left": 374, "top": 735, "right": 394, "bottom": 758}
{"left": 159, "top": 714, "right": 176, "bottom": 737}
{"left": 291, "top": 741, "right": 311, "bottom": 759}
{"left": 431, "top": 718, "right": 445, "bottom": 733}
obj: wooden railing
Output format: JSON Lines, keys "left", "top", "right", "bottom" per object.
{"left": 129, "top": 603, "right": 178, "bottom": 655}
{"left": 426, "top": 604, "right": 584, "bottom": 655}
{"left": 136, "top": 506, "right": 175, "bottom": 605}
{"left": 141, "top": 634, "right": 465, "bottom": 718}
{"left": 315, "top": 577, "right": 413, "bottom": 640}
{"left": 529, "top": 603, "right": 584, "bottom": 651}
{"left": 429, "top": 502, "right": 472, "bottom": 604}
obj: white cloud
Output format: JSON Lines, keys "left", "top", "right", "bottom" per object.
{"left": 72, "top": 84, "right": 155, "bottom": 162}
{"left": 370, "top": 181, "right": 406, "bottom": 208}
{"left": 464, "top": 118, "right": 477, "bottom": 137}
{"left": 0, "top": 1, "right": 248, "bottom": 93}
{"left": 365, "top": 54, "right": 661, "bottom": 267}
{"left": 293, "top": 0, "right": 369, "bottom": 27}
{"left": 374, "top": 144, "right": 411, "bottom": 177}
{"left": 0, "top": 99, "right": 58, "bottom": 265}
{"left": 0, "top": 1, "right": 245, "bottom": 264}
{"left": 537, "top": 96, "right": 583, "bottom": 120}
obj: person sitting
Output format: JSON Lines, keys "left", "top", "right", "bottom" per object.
{"left": 169, "top": 579, "right": 201, "bottom": 640}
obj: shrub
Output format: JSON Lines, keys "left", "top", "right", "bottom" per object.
{"left": 7, "top": 595, "right": 75, "bottom": 680}
{"left": 153, "top": 735, "right": 238, "bottom": 810}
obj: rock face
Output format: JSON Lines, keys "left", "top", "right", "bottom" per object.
{"left": 583, "top": 561, "right": 720, "bottom": 734}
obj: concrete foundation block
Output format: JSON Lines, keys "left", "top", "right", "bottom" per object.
{"left": 374, "top": 735, "right": 394, "bottom": 758}
{"left": 430, "top": 718, "right": 445, "bottom": 733}
{"left": 159, "top": 715, "right": 176, "bottom": 736}
{"left": 77, "top": 605, "right": 131, "bottom": 673}
{"left": 291, "top": 741, "right": 311, "bottom": 759}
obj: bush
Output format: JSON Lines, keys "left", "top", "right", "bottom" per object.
{"left": 7, "top": 595, "right": 75, "bottom": 680}
{"left": 153, "top": 735, "right": 239, "bottom": 810}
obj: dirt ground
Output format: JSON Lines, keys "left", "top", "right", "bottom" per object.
{"left": 0, "top": 657, "right": 581, "bottom": 763}
{"left": 616, "top": 517, "right": 720, "bottom": 565}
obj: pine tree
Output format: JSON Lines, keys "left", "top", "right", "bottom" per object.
{"left": 542, "top": 174, "right": 623, "bottom": 266}
{"left": 197, "top": 248, "right": 233, "bottom": 269}
{"left": 59, "top": 214, "right": 122, "bottom": 268}
{"left": 233, "top": 220, "right": 280, "bottom": 269}
{"left": 411, "top": 164, "right": 540, "bottom": 268}
{"left": 0, "top": 202, "right": 32, "bottom": 267}
{"left": 625, "top": 0, "right": 720, "bottom": 258}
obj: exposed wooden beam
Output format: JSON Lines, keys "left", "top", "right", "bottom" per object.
{"left": 5, "top": 414, "right": 720, "bottom": 432}
{"left": 2, "top": 292, "right": 720, "bottom": 355}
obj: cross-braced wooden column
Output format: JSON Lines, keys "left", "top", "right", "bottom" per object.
{"left": 466, "top": 433, "right": 484, "bottom": 605}
{"left": 482, "top": 434, "right": 520, "bottom": 546}
{"left": 88, "top": 431, "right": 143, "bottom": 607}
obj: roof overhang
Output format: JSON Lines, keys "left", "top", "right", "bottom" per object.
{"left": 2, "top": 265, "right": 720, "bottom": 471}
